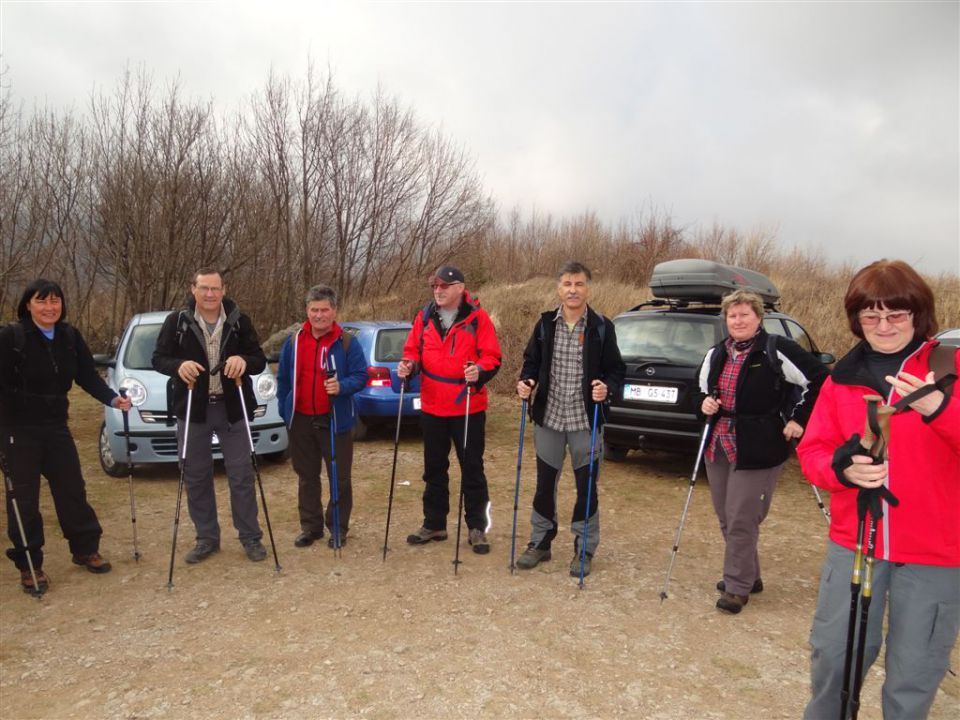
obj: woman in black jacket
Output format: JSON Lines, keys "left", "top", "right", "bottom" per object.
{"left": 694, "top": 289, "right": 828, "bottom": 614}
{"left": 0, "top": 279, "right": 131, "bottom": 594}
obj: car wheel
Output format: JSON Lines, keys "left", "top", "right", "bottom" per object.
{"left": 99, "top": 422, "right": 129, "bottom": 478}
{"left": 352, "top": 416, "right": 369, "bottom": 441}
{"left": 603, "top": 444, "right": 629, "bottom": 462}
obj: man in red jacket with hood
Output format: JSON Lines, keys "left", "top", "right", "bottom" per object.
{"left": 398, "top": 265, "right": 502, "bottom": 554}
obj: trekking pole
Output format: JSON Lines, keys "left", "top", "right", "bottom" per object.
{"left": 167, "top": 381, "right": 194, "bottom": 591}
{"left": 452, "top": 368, "right": 474, "bottom": 575}
{"left": 660, "top": 413, "right": 717, "bottom": 603}
{"left": 382, "top": 376, "right": 408, "bottom": 562}
{"left": 119, "top": 389, "right": 142, "bottom": 562}
{"left": 850, "top": 511, "right": 879, "bottom": 720}
{"left": 509, "top": 381, "right": 533, "bottom": 574}
{"left": 1, "top": 441, "right": 43, "bottom": 598}
{"left": 839, "top": 504, "right": 867, "bottom": 720}
{"left": 578, "top": 401, "right": 600, "bottom": 589}
{"left": 235, "top": 377, "right": 282, "bottom": 573}
{"left": 325, "top": 354, "right": 342, "bottom": 558}
{"left": 811, "top": 485, "right": 831, "bottom": 524}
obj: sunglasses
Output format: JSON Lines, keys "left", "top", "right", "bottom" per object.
{"left": 858, "top": 310, "right": 912, "bottom": 326}
{"left": 429, "top": 281, "right": 462, "bottom": 291}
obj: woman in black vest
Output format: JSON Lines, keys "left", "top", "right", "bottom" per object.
{"left": 0, "top": 279, "right": 131, "bottom": 594}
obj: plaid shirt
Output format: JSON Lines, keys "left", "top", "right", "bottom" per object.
{"left": 543, "top": 309, "right": 590, "bottom": 432}
{"left": 706, "top": 337, "right": 752, "bottom": 464}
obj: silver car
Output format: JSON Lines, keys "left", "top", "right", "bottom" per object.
{"left": 94, "top": 311, "right": 288, "bottom": 476}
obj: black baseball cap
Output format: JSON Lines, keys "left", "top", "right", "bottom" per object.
{"left": 431, "top": 265, "right": 465, "bottom": 284}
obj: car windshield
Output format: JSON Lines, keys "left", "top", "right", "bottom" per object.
{"left": 614, "top": 315, "right": 717, "bottom": 366}
{"left": 123, "top": 323, "right": 163, "bottom": 370}
{"left": 375, "top": 329, "right": 408, "bottom": 362}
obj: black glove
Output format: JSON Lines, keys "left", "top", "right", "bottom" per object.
{"left": 857, "top": 484, "right": 900, "bottom": 522}
{"left": 831, "top": 433, "right": 880, "bottom": 487}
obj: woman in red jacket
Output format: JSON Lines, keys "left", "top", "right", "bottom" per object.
{"left": 798, "top": 259, "right": 959, "bottom": 720}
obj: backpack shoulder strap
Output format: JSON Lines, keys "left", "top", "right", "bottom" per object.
{"left": 341, "top": 331, "right": 351, "bottom": 354}
{"left": 418, "top": 302, "right": 434, "bottom": 359}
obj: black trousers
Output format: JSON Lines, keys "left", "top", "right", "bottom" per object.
{"left": 2, "top": 425, "right": 103, "bottom": 570}
{"left": 420, "top": 411, "right": 489, "bottom": 531}
{"left": 289, "top": 412, "right": 353, "bottom": 535}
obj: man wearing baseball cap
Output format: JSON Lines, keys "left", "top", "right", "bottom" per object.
{"left": 398, "top": 265, "right": 502, "bottom": 555}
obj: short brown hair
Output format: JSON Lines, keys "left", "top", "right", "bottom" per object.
{"left": 192, "top": 268, "right": 224, "bottom": 285}
{"left": 844, "top": 259, "right": 937, "bottom": 341}
{"left": 720, "top": 289, "right": 764, "bottom": 320}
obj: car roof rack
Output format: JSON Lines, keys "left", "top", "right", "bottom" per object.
{"left": 647, "top": 259, "right": 781, "bottom": 307}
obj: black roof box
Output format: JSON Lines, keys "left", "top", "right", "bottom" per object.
{"left": 649, "top": 259, "right": 780, "bottom": 305}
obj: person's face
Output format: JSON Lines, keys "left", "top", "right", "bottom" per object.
{"left": 725, "top": 303, "right": 762, "bottom": 342}
{"left": 557, "top": 273, "right": 590, "bottom": 313}
{"left": 191, "top": 273, "right": 225, "bottom": 314}
{"left": 28, "top": 292, "right": 63, "bottom": 330}
{"left": 859, "top": 303, "right": 915, "bottom": 354}
{"left": 431, "top": 279, "right": 465, "bottom": 311}
{"left": 306, "top": 300, "right": 337, "bottom": 336}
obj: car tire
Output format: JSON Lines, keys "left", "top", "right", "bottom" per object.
{"left": 603, "top": 444, "right": 629, "bottom": 462}
{"left": 352, "top": 416, "right": 369, "bottom": 441}
{"left": 99, "top": 422, "right": 130, "bottom": 478}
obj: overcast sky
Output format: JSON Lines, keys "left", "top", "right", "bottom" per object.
{"left": 2, "top": 0, "right": 958, "bottom": 275}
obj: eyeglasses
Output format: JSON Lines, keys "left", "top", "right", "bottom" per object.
{"left": 858, "top": 310, "right": 912, "bottom": 326}
{"left": 195, "top": 285, "right": 224, "bottom": 295}
{"left": 429, "top": 281, "right": 461, "bottom": 291}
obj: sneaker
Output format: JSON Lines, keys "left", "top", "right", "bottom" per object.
{"left": 326, "top": 533, "right": 348, "bottom": 549}
{"left": 71, "top": 552, "right": 112, "bottom": 574}
{"left": 716, "top": 591, "right": 749, "bottom": 614}
{"left": 185, "top": 540, "right": 220, "bottom": 564}
{"left": 294, "top": 531, "right": 323, "bottom": 548}
{"left": 20, "top": 568, "right": 49, "bottom": 595}
{"left": 515, "top": 545, "right": 551, "bottom": 570}
{"left": 716, "top": 578, "right": 764, "bottom": 594}
{"left": 406, "top": 527, "right": 448, "bottom": 545}
{"left": 468, "top": 529, "right": 490, "bottom": 555}
{"left": 569, "top": 551, "right": 593, "bottom": 578}
{"left": 243, "top": 540, "right": 268, "bottom": 562}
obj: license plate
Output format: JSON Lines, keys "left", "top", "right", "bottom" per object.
{"left": 623, "top": 384, "right": 678, "bottom": 404}
{"left": 412, "top": 398, "right": 421, "bottom": 410}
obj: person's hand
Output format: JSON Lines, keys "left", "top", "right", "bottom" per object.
{"left": 178, "top": 360, "right": 205, "bottom": 384}
{"left": 324, "top": 377, "right": 340, "bottom": 396}
{"left": 464, "top": 362, "right": 479, "bottom": 384}
{"left": 591, "top": 379, "right": 608, "bottom": 402}
{"left": 112, "top": 395, "right": 133, "bottom": 412}
{"left": 517, "top": 379, "right": 535, "bottom": 400}
{"left": 783, "top": 420, "right": 804, "bottom": 441}
{"left": 841, "top": 455, "right": 888, "bottom": 488}
{"left": 398, "top": 359, "right": 413, "bottom": 379}
{"left": 886, "top": 370, "right": 943, "bottom": 417}
{"left": 701, "top": 396, "right": 721, "bottom": 416}
{"left": 223, "top": 355, "right": 247, "bottom": 379}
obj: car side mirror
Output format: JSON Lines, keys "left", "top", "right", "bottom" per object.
{"left": 93, "top": 353, "right": 116, "bottom": 368}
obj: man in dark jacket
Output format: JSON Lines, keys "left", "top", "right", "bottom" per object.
{"left": 515, "top": 261, "right": 625, "bottom": 577}
{"left": 152, "top": 269, "right": 268, "bottom": 564}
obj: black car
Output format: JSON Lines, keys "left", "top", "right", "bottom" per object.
{"left": 603, "top": 259, "right": 834, "bottom": 460}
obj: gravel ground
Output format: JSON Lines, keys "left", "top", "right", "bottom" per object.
{"left": 1, "top": 392, "right": 957, "bottom": 719}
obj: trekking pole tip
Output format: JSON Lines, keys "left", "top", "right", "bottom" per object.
{"left": 659, "top": 591, "right": 668, "bottom": 603}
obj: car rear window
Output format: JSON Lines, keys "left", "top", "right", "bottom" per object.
{"left": 614, "top": 315, "right": 718, "bottom": 366}
{"left": 375, "top": 329, "right": 408, "bottom": 362}
{"left": 123, "top": 323, "right": 163, "bottom": 370}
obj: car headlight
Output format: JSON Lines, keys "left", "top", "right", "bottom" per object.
{"left": 119, "top": 377, "right": 148, "bottom": 407}
{"left": 256, "top": 373, "right": 277, "bottom": 401}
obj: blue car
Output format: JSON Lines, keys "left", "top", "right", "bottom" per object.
{"left": 340, "top": 321, "right": 422, "bottom": 440}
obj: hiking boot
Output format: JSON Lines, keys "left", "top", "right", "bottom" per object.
{"left": 327, "top": 532, "right": 348, "bottom": 549}
{"left": 243, "top": 540, "right": 268, "bottom": 562}
{"left": 294, "top": 531, "right": 323, "bottom": 548}
{"left": 569, "top": 551, "right": 593, "bottom": 578}
{"left": 716, "top": 578, "right": 764, "bottom": 594}
{"left": 716, "top": 591, "right": 749, "bottom": 614}
{"left": 71, "top": 552, "right": 112, "bottom": 574}
{"left": 20, "top": 569, "right": 49, "bottom": 595}
{"left": 185, "top": 540, "right": 220, "bottom": 564}
{"left": 515, "top": 545, "right": 551, "bottom": 570}
{"left": 468, "top": 529, "right": 490, "bottom": 555}
{"left": 406, "top": 527, "right": 448, "bottom": 545}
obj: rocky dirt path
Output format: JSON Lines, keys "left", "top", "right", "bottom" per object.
{"left": 1, "top": 393, "right": 957, "bottom": 719}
